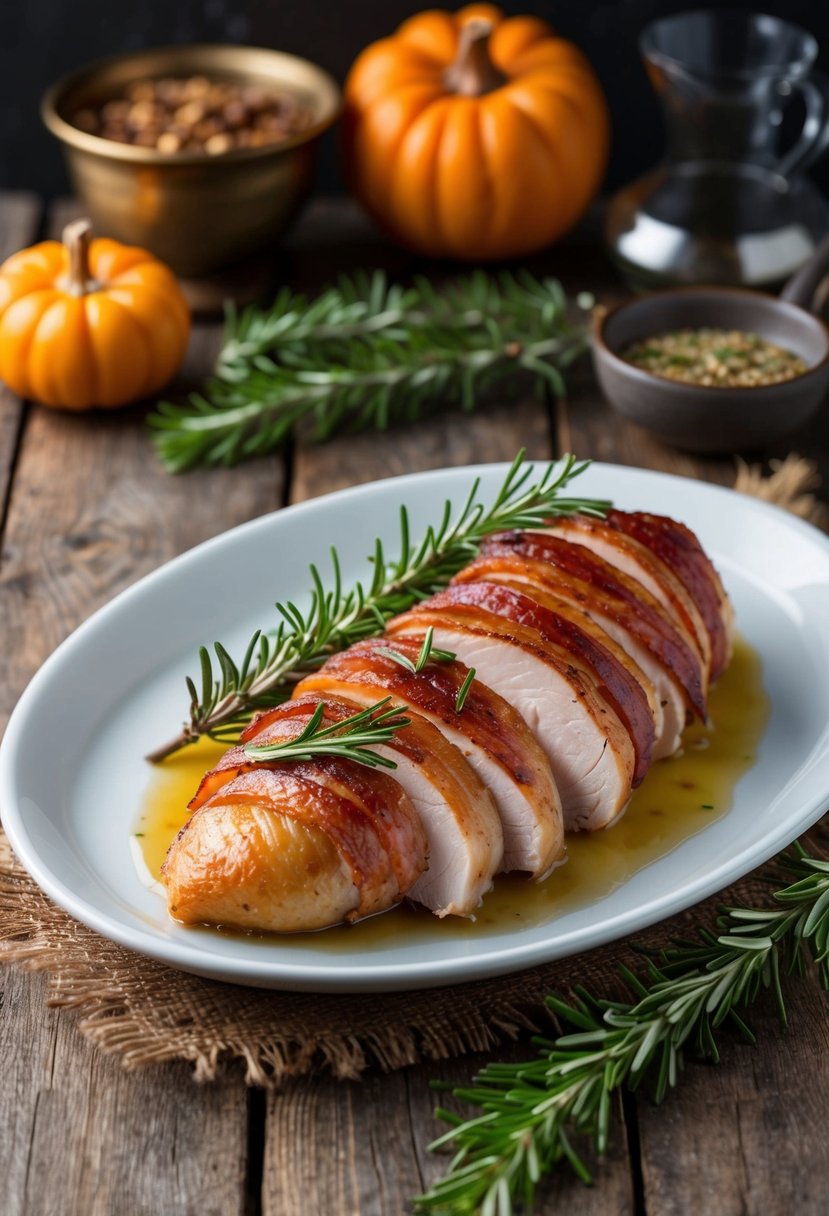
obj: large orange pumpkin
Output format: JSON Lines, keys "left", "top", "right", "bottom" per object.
{"left": 0, "top": 219, "right": 190, "bottom": 410}
{"left": 343, "top": 4, "right": 610, "bottom": 260}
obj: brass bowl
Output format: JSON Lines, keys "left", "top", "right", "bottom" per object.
{"left": 42, "top": 44, "right": 342, "bottom": 277}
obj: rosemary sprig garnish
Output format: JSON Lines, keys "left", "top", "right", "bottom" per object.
{"left": 147, "top": 452, "right": 610, "bottom": 762}
{"left": 243, "top": 697, "right": 409, "bottom": 770}
{"left": 414, "top": 843, "right": 829, "bottom": 1215}
{"left": 148, "top": 271, "right": 589, "bottom": 472}
{"left": 375, "top": 627, "right": 456, "bottom": 674}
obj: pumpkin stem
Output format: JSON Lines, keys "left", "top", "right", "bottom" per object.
{"left": 63, "top": 218, "right": 100, "bottom": 297}
{"left": 444, "top": 19, "right": 506, "bottom": 97}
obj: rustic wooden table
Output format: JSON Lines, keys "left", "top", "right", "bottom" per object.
{"left": 2, "top": 191, "right": 828, "bottom": 1216}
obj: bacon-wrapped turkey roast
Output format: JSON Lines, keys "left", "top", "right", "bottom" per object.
{"left": 162, "top": 510, "right": 733, "bottom": 932}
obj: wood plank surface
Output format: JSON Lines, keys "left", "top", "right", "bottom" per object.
{"left": 12, "top": 1045, "right": 249, "bottom": 1216}
{"left": 0, "top": 194, "right": 41, "bottom": 515}
{"left": 264, "top": 1047, "right": 635, "bottom": 1215}
{"left": 637, "top": 974, "right": 829, "bottom": 1215}
{"left": 1, "top": 193, "right": 828, "bottom": 1216}
{"left": 0, "top": 199, "right": 285, "bottom": 1216}
{"left": 291, "top": 396, "right": 552, "bottom": 504}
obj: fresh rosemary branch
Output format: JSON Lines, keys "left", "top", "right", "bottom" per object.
{"left": 216, "top": 272, "right": 492, "bottom": 380}
{"left": 414, "top": 844, "right": 829, "bottom": 1215}
{"left": 147, "top": 451, "right": 610, "bottom": 763}
{"left": 148, "top": 271, "right": 589, "bottom": 473}
{"left": 243, "top": 697, "right": 410, "bottom": 770}
{"left": 375, "top": 627, "right": 456, "bottom": 674}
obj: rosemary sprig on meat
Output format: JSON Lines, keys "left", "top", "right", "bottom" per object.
{"left": 243, "top": 697, "right": 410, "bottom": 770}
{"left": 147, "top": 451, "right": 610, "bottom": 762}
{"left": 414, "top": 844, "right": 829, "bottom": 1215}
{"left": 242, "top": 682, "right": 481, "bottom": 769}
{"left": 147, "top": 270, "right": 590, "bottom": 472}
{"left": 375, "top": 627, "right": 456, "bottom": 674}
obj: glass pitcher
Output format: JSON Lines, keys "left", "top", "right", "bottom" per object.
{"left": 605, "top": 10, "right": 829, "bottom": 289}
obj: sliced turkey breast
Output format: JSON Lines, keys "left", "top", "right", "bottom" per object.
{"left": 494, "top": 574, "right": 674, "bottom": 758}
{"left": 442, "top": 575, "right": 657, "bottom": 784}
{"left": 233, "top": 694, "right": 504, "bottom": 918}
{"left": 388, "top": 598, "right": 635, "bottom": 832}
{"left": 479, "top": 530, "right": 706, "bottom": 726}
{"left": 603, "top": 510, "right": 734, "bottom": 680}
{"left": 452, "top": 559, "right": 666, "bottom": 752}
{"left": 296, "top": 638, "right": 563, "bottom": 877}
{"left": 159, "top": 489, "right": 737, "bottom": 937}
{"left": 463, "top": 536, "right": 700, "bottom": 758}
{"left": 540, "top": 514, "right": 712, "bottom": 687}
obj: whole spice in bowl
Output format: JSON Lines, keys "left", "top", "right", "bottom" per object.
{"left": 71, "top": 74, "right": 315, "bottom": 156}
{"left": 41, "top": 45, "right": 341, "bottom": 277}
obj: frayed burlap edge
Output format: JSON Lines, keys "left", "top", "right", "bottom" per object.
{"left": 734, "top": 452, "right": 828, "bottom": 527}
{"left": 1, "top": 457, "right": 826, "bottom": 1086}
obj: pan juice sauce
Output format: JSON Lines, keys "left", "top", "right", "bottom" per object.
{"left": 135, "top": 638, "right": 768, "bottom": 947}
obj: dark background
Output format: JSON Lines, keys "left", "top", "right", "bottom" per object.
{"left": 2, "top": 0, "right": 829, "bottom": 200}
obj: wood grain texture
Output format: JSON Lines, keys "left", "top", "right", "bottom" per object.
{"left": 0, "top": 364, "right": 285, "bottom": 730}
{"left": 1, "top": 970, "right": 248, "bottom": 1216}
{"left": 263, "top": 1047, "right": 634, "bottom": 1215}
{"left": 0, "top": 199, "right": 282, "bottom": 1216}
{"left": 637, "top": 974, "right": 829, "bottom": 1216}
{"left": 291, "top": 396, "right": 552, "bottom": 504}
{"left": 0, "top": 193, "right": 42, "bottom": 515}
{"left": 2, "top": 194, "right": 829, "bottom": 1216}
{"left": 11, "top": 1039, "right": 248, "bottom": 1216}
{"left": 0, "top": 202, "right": 286, "bottom": 732}
{"left": 0, "top": 971, "right": 56, "bottom": 1212}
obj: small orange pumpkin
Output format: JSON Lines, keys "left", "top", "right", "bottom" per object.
{"left": 0, "top": 219, "right": 190, "bottom": 410}
{"left": 343, "top": 4, "right": 610, "bottom": 260}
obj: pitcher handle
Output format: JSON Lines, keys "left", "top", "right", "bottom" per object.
{"left": 780, "top": 233, "right": 829, "bottom": 318}
{"left": 777, "top": 71, "right": 829, "bottom": 179}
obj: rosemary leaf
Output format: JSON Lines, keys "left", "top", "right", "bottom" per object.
{"left": 454, "top": 668, "right": 476, "bottom": 713}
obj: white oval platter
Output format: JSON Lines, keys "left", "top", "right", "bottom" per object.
{"left": 2, "top": 461, "right": 829, "bottom": 991}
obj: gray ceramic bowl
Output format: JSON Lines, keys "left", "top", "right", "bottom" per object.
{"left": 592, "top": 286, "right": 829, "bottom": 453}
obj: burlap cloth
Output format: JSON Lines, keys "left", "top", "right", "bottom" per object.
{"left": 1, "top": 456, "right": 826, "bottom": 1087}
